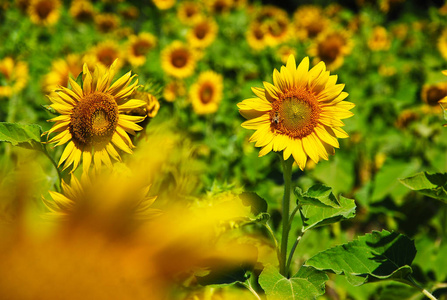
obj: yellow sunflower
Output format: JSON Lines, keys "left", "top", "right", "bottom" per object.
{"left": 368, "top": 26, "right": 391, "bottom": 51}
{"left": 45, "top": 60, "right": 146, "bottom": 172}
{"left": 438, "top": 30, "right": 447, "bottom": 60}
{"left": 276, "top": 45, "right": 297, "bottom": 64}
{"left": 95, "top": 13, "right": 120, "bottom": 34}
{"left": 308, "top": 29, "right": 353, "bottom": 71}
{"left": 187, "top": 17, "right": 218, "bottom": 49}
{"left": 42, "top": 54, "right": 83, "bottom": 94}
{"left": 205, "top": 0, "right": 232, "bottom": 15}
{"left": 119, "top": 6, "right": 139, "bottom": 20}
{"left": 246, "top": 22, "right": 268, "bottom": 51}
{"left": 69, "top": 0, "right": 95, "bottom": 22}
{"left": 161, "top": 41, "right": 197, "bottom": 79}
{"left": 0, "top": 57, "right": 29, "bottom": 98}
{"left": 42, "top": 173, "right": 160, "bottom": 220}
{"left": 421, "top": 82, "right": 447, "bottom": 107}
{"left": 126, "top": 32, "right": 157, "bottom": 67}
{"left": 152, "top": 0, "right": 175, "bottom": 10}
{"left": 163, "top": 80, "right": 186, "bottom": 102}
{"left": 28, "top": 0, "right": 61, "bottom": 26}
{"left": 177, "top": 1, "right": 202, "bottom": 24}
{"left": 190, "top": 71, "right": 223, "bottom": 115}
{"left": 238, "top": 55, "right": 354, "bottom": 170}
{"left": 293, "top": 5, "right": 330, "bottom": 41}
{"left": 84, "top": 40, "right": 124, "bottom": 71}
{"left": 129, "top": 91, "right": 161, "bottom": 118}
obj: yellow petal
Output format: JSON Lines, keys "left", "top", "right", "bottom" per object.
{"left": 291, "top": 139, "right": 307, "bottom": 170}
{"left": 295, "top": 56, "right": 310, "bottom": 87}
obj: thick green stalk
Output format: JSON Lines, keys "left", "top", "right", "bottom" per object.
{"left": 279, "top": 156, "right": 294, "bottom": 277}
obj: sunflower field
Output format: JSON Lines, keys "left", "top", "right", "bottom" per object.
{"left": 1, "top": 0, "right": 447, "bottom": 299}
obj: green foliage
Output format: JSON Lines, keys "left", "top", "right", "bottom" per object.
{"left": 295, "top": 184, "right": 356, "bottom": 232}
{"left": 305, "top": 230, "right": 416, "bottom": 286}
{"left": 259, "top": 265, "right": 328, "bottom": 300}
{"left": 0, "top": 122, "right": 43, "bottom": 151}
{"left": 400, "top": 171, "right": 447, "bottom": 203}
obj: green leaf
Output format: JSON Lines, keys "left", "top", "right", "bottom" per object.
{"left": 259, "top": 265, "right": 328, "bottom": 300}
{"left": 300, "top": 195, "right": 356, "bottom": 232}
{"left": 0, "top": 122, "right": 43, "bottom": 151}
{"left": 370, "top": 159, "right": 421, "bottom": 204}
{"left": 295, "top": 184, "right": 340, "bottom": 208}
{"left": 239, "top": 191, "right": 268, "bottom": 216}
{"left": 305, "top": 230, "right": 416, "bottom": 286}
{"left": 399, "top": 172, "right": 447, "bottom": 204}
{"left": 41, "top": 104, "right": 58, "bottom": 115}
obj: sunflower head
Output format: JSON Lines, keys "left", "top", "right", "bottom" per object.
{"left": 293, "top": 5, "right": 329, "bottom": 41}
{"left": 238, "top": 55, "right": 354, "bottom": 170}
{"left": 161, "top": 41, "right": 197, "bottom": 79}
{"left": 190, "top": 71, "right": 223, "bottom": 115}
{"left": 187, "top": 17, "right": 218, "bottom": 49}
{"left": 27, "top": 0, "right": 61, "bottom": 26}
{"left": 95, "top": 13, "right": 120, "bottom": 33}
{"left": 69, "top": 0, "right": 95, "bottom": 22}
{"left": 0, "top": 57, "right": 29, "bottom": 98}
{"left": 86, "top": 40, "right": 124, "bottom": 71}
{"left": 422, "top": 82, "right": 447, "bottom": 107}
{"left": 177, "top": 1, "right": 202, "bottom": 24}
{"left": 46, "top": 60, "right": 146, "bottom": 172}
{"left": 42, "top": 54, "right": 83, "bottom": 94}
{"left": 308, "top": 30, "right": 353, "bottom": 70}
{"left": 152, "top": 0, "right": 175, "bottom": 10}
{"left": 163, "top": 80, "right": 186, "bottom": 102}
{"left": 368, "top": 26, "right": 391, "bottom": 51}
{"left": 127, "top": 33, "right": 157, "bottom": 67}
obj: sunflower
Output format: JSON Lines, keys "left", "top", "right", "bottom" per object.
{"left": 69, "top": 0, "right": 95, "bottom": 22}
{"left": 126, "top": 32, "right": 157, "bottom": 67}
{"left": 0, "top": 57, "right": 29, "bottom": 98}
{"left": 421, "top": 82, "right": 447, "bottom": 107}
{"left": 206, "top": 0, "right": 232, "bottom": 15}
{"left": 190, "top": 71, "right": 223, "bottom": 115}
{"left": 161, "top": 41, "right": 197, "bottom": 79}
{"left": 45, "top": 60, "right": 146, "bottom": 172}
{"left": 28, "top": 0, "right": 61, "bottom": 26}
{"left": 308, "top": 29, "right": 353, "bottom": 71}
{"left": 42, "top": 54, "right": 83, "bottom": 94}
{"left": 238, "top": 55, "right": 354, "bottom": 170}
{"left": 119, "top": 5, "right": 139, "bottom": 20}
{"left": 163, "top": 80, "right": 186, "bottom": 102}
{"left": 277, "top": 45, "right": 297, "bottom": 64}
{"left": 368, "top": 26, "right": 391, "bottom": 51}
{"left": 42, "top": 173, "right": 160, "bottom": 220}
{"left": 85, "top": 40, "right": 124, "bottom": 71}
{"left": 246, "top": 22, "right": 268, "bottom": 51}
{"left": 293, "top": 5, "right": 330, "bottom": 41}
{"left": 129, "top": 91, "right": 160, "bottom": 118}
{"left": 187, "top": 18, "right": 218, "bottom": 49}
{"left": 438, "top": 30, "right": 447, "bottom": 60}
{"left": 177, "top": 1, "right": 202, "bottom": 24}
{"left": 152, "top": 0, "right": 175, "bottom": 10}
{"left": 95, "top": 13, "right": 120, "bottom": 34}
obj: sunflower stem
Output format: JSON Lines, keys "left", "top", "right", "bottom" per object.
{"left": 280, "top": 156, "right": 294, "bottom": 277}
{"left": 42, "top": 145, "right": 62, "bottom": 192}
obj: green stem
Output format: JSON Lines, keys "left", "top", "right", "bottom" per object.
{"left": 240, "top": 281, "right": 262, "bottom": 300}
{"left": 286, "top": 229, "right": 305, "bottom": 273}
{"left": 264, "top": 222, "right": 281, "bottom": 267}
{"left": 280, "top": 156, "right": 294, "bottom": 277}
{"left": 404, "top": 275, "right": 438, "bottom": 300}
{"left": 42, "top": 145, "right": 62, "bottom": 192}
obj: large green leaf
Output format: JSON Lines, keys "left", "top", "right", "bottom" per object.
{"left": 399, "top": 172, "right": 447, "bottom": 204}
{"left": 259, "top": 265, "right": 328, "bottom": 300}
{"left": 305, "top": 230, "right": 416, "bottom": 286}
{"left": 0, "top": 122, "right": 43, "bottom": 151}
{"left": 370, "top": 159, "right": 421, "bottom": 204}
{"left": 296, "top": 185, "right": 356, "bottom": 232}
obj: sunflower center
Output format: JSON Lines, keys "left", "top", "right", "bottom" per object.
{"left": 270, "top": 89, "right": 321, "bottom": 139}
{"left": 97, "top": 48, "right": 118, "bottom": 67}
{"left": 133, "top": 40, "right": 151, "bottom": 57}
{"left": 318, "top": 34, "right": 343, "bottom": 63}
{"left": 199, "top": 84, "right": 214, "bottom": 104}
{"left": 426, "top": 86, "right": 447, "bottom": 106}
{"left": 195, "top": 23, "right": 209, "bottom": 40}
{"left": 171, "top": 50, "right": 188, "bottom": 68}
{"left": 70, "top": 92, "right": 118, "bottom": 148}
{"left": 36, "top": 0, "right": 53, "bottom": 19}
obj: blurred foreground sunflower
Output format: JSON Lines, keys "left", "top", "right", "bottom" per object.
{"left": 238, "top": 55, "right": 354, "bottom": 170}
{"left": 45, "top": 60, "right": 146, "bottom": 172}
{"left": 190, "top": 71, "right": 223, "bottom": 115}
